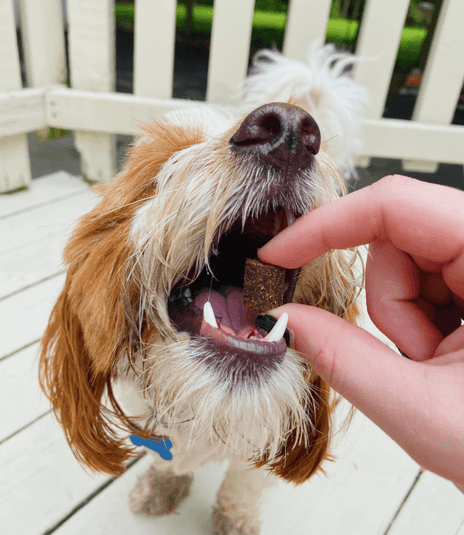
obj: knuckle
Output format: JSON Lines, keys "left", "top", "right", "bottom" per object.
{"left": 376, "top": 174, "right": 416, "bottom": 191}
{"left": 312, "top": 336, "right": 342, "bottom": 386}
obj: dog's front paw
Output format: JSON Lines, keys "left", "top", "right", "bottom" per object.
{"left": 211, "top": 505, "right": 260, "bottom": 535}
{"left": 129, "top": 464, "right": 192, "bottom": 516}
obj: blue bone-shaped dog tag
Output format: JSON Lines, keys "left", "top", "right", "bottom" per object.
{"left": 130, "top": 424, "right": 173, "bottom": 461}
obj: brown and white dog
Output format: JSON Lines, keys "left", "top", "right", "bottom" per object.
{"left": 39, "top": 43, "right": 369, "bottom": 534}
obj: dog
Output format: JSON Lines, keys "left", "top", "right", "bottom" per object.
{"left": 39, "top": 42, "right": 369, "bottom": 534}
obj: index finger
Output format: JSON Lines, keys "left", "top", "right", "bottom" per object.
{"left": 258, "top": 175, "right": 464, "bottom": 277}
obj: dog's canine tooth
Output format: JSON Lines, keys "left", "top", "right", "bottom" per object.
{"left": 184, "top": 288, "right": 193, "bottom": 302}
{"left": 203, "top": 301, "right": 218, "bottom": 328}
{"left": 263, "top": 312, "right": 288, "bottom": 342}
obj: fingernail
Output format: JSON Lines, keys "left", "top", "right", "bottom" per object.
{"left": 264, "top": 306, "right": 283, "bottom": 318}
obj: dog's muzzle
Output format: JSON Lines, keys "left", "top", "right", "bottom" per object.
{"left": 168, "top": 103, "right": 321, "bottom": 362}
{"left": 230, "top": 102, "right": 321, "bottom": 179}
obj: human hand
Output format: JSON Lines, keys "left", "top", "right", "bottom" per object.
{"left": 258, "top": 175, "right": 464, "bottom": 487}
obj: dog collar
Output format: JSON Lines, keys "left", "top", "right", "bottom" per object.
{"left": 130, "top": 423, "right": 173, "bottom": 461}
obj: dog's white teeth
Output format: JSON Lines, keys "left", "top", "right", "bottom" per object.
{"left": 263, "top": 313, "right": 288, "bottom": 342}
{"left": 184, "top": 288, "right": 193, "bottom": 302}
{"left": 203, "top": 301, "right": 218, "bottom": 328}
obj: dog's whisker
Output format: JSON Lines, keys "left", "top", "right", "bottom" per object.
{"left": 39, "top": 42, "right": 367, "bottom": 526}
{"left": 323, "top": 133, "right": 339, "bottom": 145}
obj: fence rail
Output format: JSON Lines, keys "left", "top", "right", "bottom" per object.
{"left": 1, "top": 0, "right": 464, "bottom": 193}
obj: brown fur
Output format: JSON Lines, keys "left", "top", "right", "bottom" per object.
{"left": 39, "top": 114, "right": 361, "bottom": 482}
{"left": 252, "top": 372, "right": 333, "bottom": 483}
{"left": 39, "top": 123, "right": 204, "bottom": 475}
{"left": 252, "top": 284, "right": 360, "bottom": 484}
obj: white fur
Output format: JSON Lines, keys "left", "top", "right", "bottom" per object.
{"left": 75, "top": 41, "right": 369, "bottom": 533}
{"left": 123, "top": 41, "right": 367, "bottom": 478}
{"left": 162, "top": 105, "right": 237, "bottom": 138}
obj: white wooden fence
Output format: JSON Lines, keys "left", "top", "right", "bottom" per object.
{"left": 1, "top": 0, "right": 464, "bottom": 193}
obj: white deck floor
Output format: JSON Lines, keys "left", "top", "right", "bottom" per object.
{"left": 1, "top": 171, "right": 463, "bottom": 535}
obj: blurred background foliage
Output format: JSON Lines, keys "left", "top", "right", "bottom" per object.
{"left": 115, "top": 0, "right": 440, "bottom": 73}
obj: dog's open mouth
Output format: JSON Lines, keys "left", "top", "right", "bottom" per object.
{"left": 167, "top": 207, "right": 300, "bottom": 357}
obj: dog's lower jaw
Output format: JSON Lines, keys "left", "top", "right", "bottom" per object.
{"left": 119, "top": 334, "right": 319, "bottom": 471}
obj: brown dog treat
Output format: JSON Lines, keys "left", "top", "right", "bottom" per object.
{"left": 243, "top": 258, "right": 285, "bottom": 312}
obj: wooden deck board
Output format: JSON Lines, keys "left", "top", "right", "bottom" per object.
{"left": 1, "top": 172, "right": 463, "bottom": 535}
{"left": 0, "top": 342, "right": 49, "bottom": 443}
{"left": 260, "top": 411, "right": 421, "bottom": 535}
{"left": 0, "top": 273, "right": 65, "bottom": 359}
{"left": 0, "top": 414, "right": 109, "bottom": 534}
{"left": 53, "top": 455, "right": 229, "bottom": 535}
{"left": 386, "top": 470, "right": 464, "bottom": 535}
{"left": 0, "top": 171, "right": 88, "bottom": 220}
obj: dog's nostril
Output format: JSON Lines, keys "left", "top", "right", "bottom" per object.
{"left": 301, "top": 117, "right": 321, "bottom": 155}
{"left": 256, "top": 113, "right": 282, "bottom": 142}
{"left": 232, "top": 111, "right": 282, "bottom": 147}
{"left": 230, "top": 103, "right": 321, "bottom": 174}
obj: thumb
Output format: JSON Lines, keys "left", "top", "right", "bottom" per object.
{"left": 271, "top": 303, "right": 464, "bottom": 486}
{"left": 271, "top": 303, "right": 421, "bottom": 439}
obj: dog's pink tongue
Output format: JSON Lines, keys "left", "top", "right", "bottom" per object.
{"left": 194, "top": 288, "right": 260, "bottom": 338}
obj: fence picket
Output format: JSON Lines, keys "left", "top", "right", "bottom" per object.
{"left": 206, "top": 0, "right": 255, "bottom": 104}
{"left": 134, "top": 0, "right": 177, "bottom": 99}
{"left": 1, "top": 0, "right": 464, "bottom": 190}
{"left": 403, "top": 0, "right": 464, "bottom": 173}
{"left": 283, "top": 0, "right": 331, "bottom": 63}
{"left": 353, "top": 0, "right": 410, "bottom": 169}
{"left": 0, "top": 0, "right": 31, "bottom": 193}
{"left": 17, "top": 0, "right": 66, "bottom": 88}
{"left": 67, "top": 0, "right": 117, "bottom": 182}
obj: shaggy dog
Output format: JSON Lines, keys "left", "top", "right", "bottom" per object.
{"left": 39, "top": 43, "right": 369, "bottom": 534}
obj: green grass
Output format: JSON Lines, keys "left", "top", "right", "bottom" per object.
{"left": 115, "top": 3, "right": 428, "bottom": 72}
{"left": 396, "top": 26, "right": 428, "bottom": 73}
{"left": 3, "top": 185, "right": 28, "bottom": 194}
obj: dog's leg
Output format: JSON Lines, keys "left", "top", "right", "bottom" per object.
{"left": 129, "top": 452, "right": 193, "bottom": 516}
{"left": 212, "top": 460, "right": 277, "bottom": 535}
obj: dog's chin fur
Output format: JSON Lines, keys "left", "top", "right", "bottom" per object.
{"left": 39, "top": 43, "right": 367, "bottom": 526}
{"left": 118, "top": 336, "right": 319, "bottom": 467}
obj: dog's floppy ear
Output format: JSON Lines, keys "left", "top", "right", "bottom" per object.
{"left": 39, "top": 277, "right": 133, "bottom": 476}
{"left": 252, "top": 371, "right": 333, "bottom": 484}
{"left": 38, "top": 168, "right": 151, "bottom": 476}
{"left": 39, "top": 121, "right": 205, "bottom": 476}
{"left": 38, "top": 204, "right": 143, "bottom": 476}
{"left": 252, "top": 247, "right": 361, "bottom": 484}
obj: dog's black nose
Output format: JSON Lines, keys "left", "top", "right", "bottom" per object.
{"left": 230, "top": 102, "right": 321, "bottom": 175}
